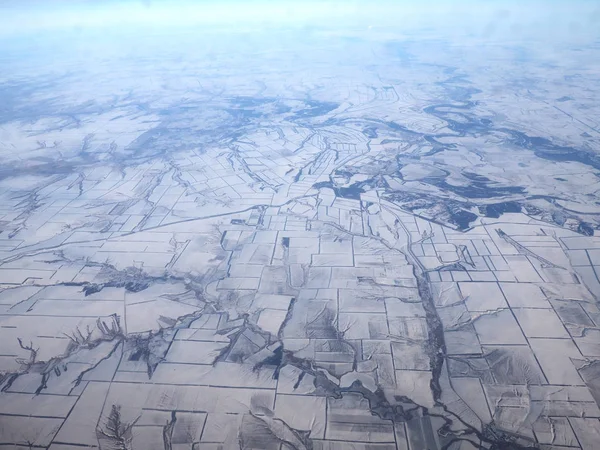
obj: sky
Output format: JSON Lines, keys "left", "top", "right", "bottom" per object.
{"left": 0, "top": 0, "right": 599, "bottom": 42}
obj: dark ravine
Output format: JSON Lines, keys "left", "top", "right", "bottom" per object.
{"left": 479, "top": 202, "right": 522, "bottom": 218}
